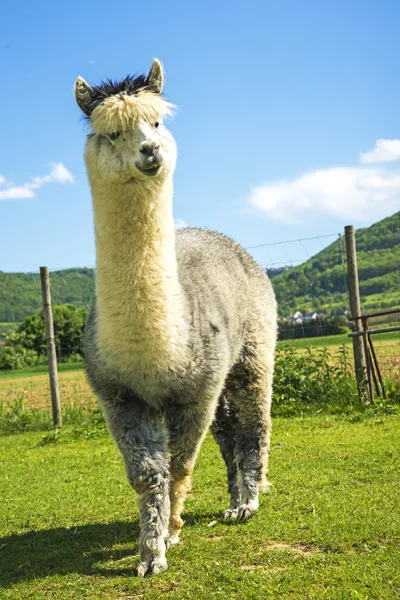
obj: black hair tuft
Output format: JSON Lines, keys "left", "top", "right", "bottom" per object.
{"left": 85, "top": 73, "right": 160, "bottom": 118}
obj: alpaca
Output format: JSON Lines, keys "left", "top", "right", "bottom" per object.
{"left": 75, "top": 59, "right": 277, "bottom": 576}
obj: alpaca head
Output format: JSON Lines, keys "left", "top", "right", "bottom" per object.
{"left": 74, "top": 59, "right": 176, "bottom": 184}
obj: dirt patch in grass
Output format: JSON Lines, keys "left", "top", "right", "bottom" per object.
{"left": 240, "top": 564, "right": 287, "bottom": 573}
{"left": 263, "top": 541, "right": 322, "bottom": 557}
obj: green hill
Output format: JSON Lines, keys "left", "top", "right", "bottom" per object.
{"left": 1, "top": 211, "right": 399, "bottom": 322}
{"left": 0, "top": 268, "right": 95, "bottom": 322}
{"left": 270, "top": 211, "right": 400, "bottom": 316}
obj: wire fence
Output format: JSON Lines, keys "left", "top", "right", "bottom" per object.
{"left": 0, "top": 227, "right": 399, "bottom": 414}
{"left": 360, "top": 311, "right": 400, "bottom": 388}
{"left": 246, "top": 232, "right": 350, "bottom": 340}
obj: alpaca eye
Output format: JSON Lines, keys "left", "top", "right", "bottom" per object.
{"left": 154, "top": 122, "right": 160, "bottom": 129}
{"left": 108, "top": 132, "right": 120, "bottom": 140}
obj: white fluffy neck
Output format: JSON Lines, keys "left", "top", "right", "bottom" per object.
{"left": 89, "top": 171, "right": 187, "bottom": 381}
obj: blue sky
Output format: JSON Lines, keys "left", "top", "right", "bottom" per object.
{"left": 1, "top": 0, "right": 399, "bottom": 272}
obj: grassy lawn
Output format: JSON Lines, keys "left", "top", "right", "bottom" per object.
{"left": 1, "top": 415, "right": 399, "bottom": 599}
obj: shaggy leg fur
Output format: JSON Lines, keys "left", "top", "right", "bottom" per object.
{"left": 168, "top": 475, "right": 192, "bottom": 546}
{"left": 220, "top": 342, "right": 274, "bottom": 521}
{"left": 210, "top": 397, "right": 240, "bottom": 513}
{"left": 165, "top": 401, "right": 219, "bottom": 545}
{"left": 101, "top": 398, "right": 170, "bottom": 576}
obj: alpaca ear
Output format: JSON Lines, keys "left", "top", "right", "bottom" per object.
{"left": 74, "top": 76, "right": 93, "bottom": 115}
{"left": 146, "top": 58, "right": 164, "bottom": 94}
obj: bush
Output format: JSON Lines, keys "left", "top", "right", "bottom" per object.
{"left": 272, "top": 344, "right": 360, "bottom": 416}
{"left": 0, "top": 345, "right": 44, "bottom": 370}
{"left": 0, "top": 304, "right": 88, "bottom": 370}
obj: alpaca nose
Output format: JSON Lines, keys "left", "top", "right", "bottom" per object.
{"left": 140, "top": 141, "right": 160, "bottom": 157}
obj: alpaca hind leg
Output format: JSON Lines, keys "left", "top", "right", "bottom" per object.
{"left": 210, "top": 395, "right": 240, "bottom": 516}
{"left": 165, "top": 401, "right": 218, "bottom": 545}
{"left": 226, "top": 344, "right": 273, "bottom": 521}
{"left": 101, "top": 398, "right": 170, "bottom": 576}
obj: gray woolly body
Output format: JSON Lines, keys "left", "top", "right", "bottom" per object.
{"left": 85, "top": 227, "right": 277, "bottom": 574}
{"left": 86, "top": 228, "right": 275, "bottom": 400}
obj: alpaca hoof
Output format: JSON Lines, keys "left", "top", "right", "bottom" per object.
{"left": 137, "top": 557, "right": 168, "bottom": 577}
{"left": 237, "top": 504, "right": 257, "bottom": 521}
{"left": 166, "top": 533, "right": 180, "bottom": 548}
{"left": 259, "top": 479, "right": 272, "bottom": 493}
{"left": 223, "top": 504, "right": 257, "bottom": 521}
{"left": 151, "top": 558, "right": 168, "bottom": 574}
{"left": 223, "top": 508, "right": 239, "bottom": 520}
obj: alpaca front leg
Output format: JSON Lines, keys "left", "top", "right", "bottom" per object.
{"left": 165, "top": 403, "right": 213, "bottom": 546}
{"left": 136, "top": 474, "right": 170, "bottom": 576}
{"left": 101, "top": 399, "right": 170, "bottom": 576}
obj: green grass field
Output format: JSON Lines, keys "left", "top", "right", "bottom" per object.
{"left": 1, "top": 415, "right": 399, "bottom": 599}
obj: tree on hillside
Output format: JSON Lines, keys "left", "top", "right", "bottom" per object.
{"left": 0, "top": 305, "right": 88, "bottom": 370}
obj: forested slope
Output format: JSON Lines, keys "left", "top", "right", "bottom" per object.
{"left": 270, "top": 211, "right": 400, "bottom": 315}
{"left": 1, "top": 211, "right": 399, "bottom": 321}
{"left": 0, "top": 269, "right": 95, "bottom": 322}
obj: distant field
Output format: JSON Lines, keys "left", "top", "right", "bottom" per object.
{"left": 278, "top": 329, "right": 399, "bottom": 349}
{"left": 0, "top": 331, "right": 398, "bottom": 412}
{"left": 0, "top": 361, "right": 85, "bottom": 380}
{"left": 0, "top": 368, "right": 96, "bottom": 411}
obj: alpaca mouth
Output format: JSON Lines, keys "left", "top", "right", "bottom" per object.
{"left": 136, "top": 162, "right": 163, "bottom": 177}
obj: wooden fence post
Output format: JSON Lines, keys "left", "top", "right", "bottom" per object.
{"left": 40, "top": 266, "right": 62, "bottom": 426}
{"left": 344, "top": 226, "right": 366, "bottom": 391}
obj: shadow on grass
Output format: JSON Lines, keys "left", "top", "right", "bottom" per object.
{"left": 0, "top": 520, "right": 141, "bottom": 588}
{"left": 0, "top": 510, "right": 225, "bottom": 588}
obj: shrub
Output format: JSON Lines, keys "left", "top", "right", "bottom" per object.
{"left": 272, "top": 344, "right": 360, "bottom": 416}
{"left": 0, "top": 304, "right": 88, "bottom": 370}
{"left": 0, "top": 344, "right": 44, "bottom": 370}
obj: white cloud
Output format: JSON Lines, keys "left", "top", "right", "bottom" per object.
{"left": 0, "top": 186, "right": 36, "bottom": 200}
{"left": 249, "top": 138, "right": 400, "bottom": 224}
{"left": 0, "top": 163, "right": 74, "bottom": 201}
{"left": 49, "top": 162, "right": 74, "bottom": 183}
{"left": 175, "top": 218, "right": 188, "bottom": 229}
{"left": 360, "top": 139, "right": 400, "bottom": 163}
{"left": 28, "top": 174, "right": 52, "bottom": 189}
{"left": 249, "top": 165, "right": 400, "bottom": 224}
